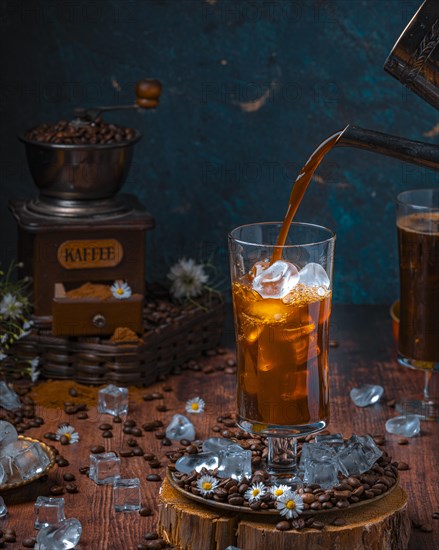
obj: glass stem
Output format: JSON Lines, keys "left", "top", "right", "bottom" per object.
{"left": 423, "top": 370, "right": 432, "bottom": 403}
{"left": 267, "top": 436, "right": 301, "bottom": 485}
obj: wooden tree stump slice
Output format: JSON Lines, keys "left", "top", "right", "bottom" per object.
{"left": 158, "top": 478, "right": 410, "bottom": 550}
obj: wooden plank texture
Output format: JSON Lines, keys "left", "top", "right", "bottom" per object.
{"left": 1, "top": 305, "right": 438, "bottom": 549}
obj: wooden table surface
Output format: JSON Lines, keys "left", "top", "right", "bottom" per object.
{"left": 1, "top": 305, "right": 438, "bottom": 550}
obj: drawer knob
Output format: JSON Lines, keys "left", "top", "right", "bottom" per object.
{"left": 92, "top": 313, "right": 106, "bottom": 328}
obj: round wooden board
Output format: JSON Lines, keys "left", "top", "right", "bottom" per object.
{"left": 158, "top": 477, "right": 411, "bottom": 550}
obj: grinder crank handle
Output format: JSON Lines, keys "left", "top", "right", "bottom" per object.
{"left": 74, "top": 78, "right": 163, "bottom": 120}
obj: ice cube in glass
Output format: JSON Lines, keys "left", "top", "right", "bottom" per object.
{"left": 89, "top": 452, "right": 120, "bottom": 485}
{"left": 98, "top": 384, "right": 128, "bottom": 416}
{"left": 113, "top": 478, "right": 141, "bottom": 512}
{"left": 34, "top": 496, "right": 65, "bottom": 529}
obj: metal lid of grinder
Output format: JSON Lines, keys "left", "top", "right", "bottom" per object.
{"left": 384, "top": 0, "right": 439, "bottom": 110}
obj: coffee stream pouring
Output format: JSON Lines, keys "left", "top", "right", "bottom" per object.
{"left": 337, "top": 0, "right": 439, "bottom": 170}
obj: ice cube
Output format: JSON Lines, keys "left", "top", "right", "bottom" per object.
{"left": 314, "top": 433, "right": 344, "bottom": 447}
{"left": 202, "top": 438, "right": 243, "bottom": 454}
{"left": 0, "top": 463, "right": 7, "bottom": 485}
{"left": 0, "top": 496, "right": 7, "bottom": 518}
{"left": 165, "top": 414, "right": 195, "bottom": 442}
{"left": 350, "top": 385, "right": 384, "bottom": 407}
{"left": 336, "top": 440, "right": 372, "bottom": 476}
{"left": 303, "top": 456, "right": 339, "bottom": 489}
{"left": 350, "top": 434, "right": 382, "bottom": 465}
{"left": 252, "top": 260, "right": 299, "bottom": 299}
{"left": 298, "top": 263, "right": 330, "bottom": 289}
{"left": 36, "top": 518, "right": 82, "bottom": 549}
{"left": 299, "top": 442, "right": 336, "bottom": 469}
{"left": 225, "top": 547, "right": 244, "bottom": 550}
{"left": 114, "top": 478, "right": 141, "bottom": 512}
{"left": 217, "top": 447, "right": 252, "bottom": 481}
{"left": 385, "top": 415, "right": 420, "bottom": 438}
{"left": 98, "top": 384, "right": 128, "bottom": 416}
{"left": 34, "top": 497, "right": 66, "bottom": 529}
{"left": 2, "top": 439, "right": 32, "bottom": 457}
{"left": 89, "top": 452, "right": 120, "bottom": 485}
{"left": 0, "top": 420, "right": 18, "bottom": 448}
{"left": 0, "top": 381, "right": 21, "bottom": 411}
{"left": 0, "top": 456, "right": 13, "bottom": 479}
{"left": 250, "top": 259, "right": 270, "bottom": 277}
{"left": 175, "top": 452, "right": 218, "bottom": 474}
{"left": 12, "top": 442, "right": 50, "bottom": 480}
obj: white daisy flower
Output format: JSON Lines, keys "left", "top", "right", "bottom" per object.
{"left": 56, "top": 424, "right": 79, "bottom": 445}
{"left": 110, "top": 280, "right": 132, "bottom": 300}
{"left": 276, "top": 491, "right": 304, "bottom": 519}
{"left": 244, "top": 482, "right": 266, "bottom": 502}
{"left": 0, "top": 293, "right": 24, "bottom": 320}
{"left": 269, "top": 484, "right": 290, "bottom": 499}
{"left": 185, "top": 396, "right": 205, "bottom": 414}
{"left": 167, "top": 258, "right": 209, "bottom": 299}
{"left": 197, "top": 474, "right": 219, "bottom": 495}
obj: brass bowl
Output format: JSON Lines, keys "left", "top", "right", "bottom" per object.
{"left": 0, "top": 436, "right": 56, "bottom": 492}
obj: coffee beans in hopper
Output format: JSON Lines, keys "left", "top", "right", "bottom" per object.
{"left": 25, "top": 118, "right": 137, "bottom": 145}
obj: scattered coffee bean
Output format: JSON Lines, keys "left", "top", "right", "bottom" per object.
{"left": 102, "top": 430, "right": 113, "bottom": 438}
{"left": 161, "top": 437, "right": 172, "bottom": 446}
{"left": 397, "top": 438, "right": 409, "bottom": 445}
{"left": 79, "top": 466, "right": 90, "bottom": 475}
{"left": 56, "top": 457, "right": 70, "bottom": 467}
{"left": 124, "top": 419, "right": 137, "bottom": 428}
{"left": 146, "top": 474, "right": 162, "bottom": 482}
{"left": 60, "top": 435, "right": 70, "bottom": 446}
{"left": 311, "top": 520, "right": 325, "bottom": 530}
{"left": 119, "top": 449, "right": 135, "bottom": 458}
{"left": 387, "top": 399, "right": 396, "bottom": 408}
{"left": 49, "top": 485, "right": 64, "bottom": 496}
{"left": 90, "top": 445, "right": 105, "bottom": 454}
{"left": 144, "top": 453, "right": 157, "bottom": 461}
{"left": 63, "top": 473, "right": 76, "bottom": 482}
{"left": 4, "top": 533, "right": 16, "bottom": 543}
{"left": 65, "top": 483, "right": 78, "bottom": 494}
{"left": 44, "top": 432, "right": 57, "bottom": 441}
{"left": 139, "top": 506, "right": 153, "bottom": 516}
{"left": 276, "top": 520, "right": 291, "bottom": 531}
{"left": 163, "top": 386, "right": 173, "bottom": 392}
{"left": 133, "top": 447, "right": 145, "bottom": 457}
{"left": 149, "top": 460, "right": 162, "bottom": 469}
{"left": 331, "top": 517, "right": 347, "bottom": 526}
{"left": 203, "top": 366, "right": 215, "bottom": 374}
{"left": 131, "top": 427, "right": 143, "bottom": 437}
{"left": 397, "top": 462, "right": 409, "bottom": 471}
{"left": 432, "top": 512, "right": 439, "bottom": 520}
{"left": 99, "top": 423, "right": 112, "bottom": 431}
{"left": 77, "top": 412, "right": 88, "bottom": 419}
{"left": 144, "top": 532, "right": 158, "bottom": 540}
{"left": 156, "top": 405, "right": 168, "bottom": 412}
{"left": 151, "top": 392, "right": 163, "bottom": 400}
{"left": 22, "top": 538, "right": 37, "bottom": 548}
{"left": 420, "top": 523, "right": 433, "bottom": 532}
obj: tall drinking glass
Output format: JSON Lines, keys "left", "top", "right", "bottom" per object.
{"left": 396, "top": 189, "right": 439, "bottom": 420}
{"left": 228, "top": 222, "right": 335, "bottom": 484}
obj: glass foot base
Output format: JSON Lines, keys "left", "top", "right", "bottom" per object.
{"left": 396, "top": 399, "right": 439, "bottom": 421}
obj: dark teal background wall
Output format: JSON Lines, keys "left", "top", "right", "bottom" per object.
{"left": 1, "top": 0, "right": 438, "bottom": 303}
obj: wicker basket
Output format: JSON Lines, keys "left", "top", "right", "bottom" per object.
{"left": 9, "top": 285, "right": 225, "bottom": 386}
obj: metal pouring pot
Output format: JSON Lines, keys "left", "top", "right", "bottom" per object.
{"left": 336, "top": 0, "right": 439, "bottom": 170}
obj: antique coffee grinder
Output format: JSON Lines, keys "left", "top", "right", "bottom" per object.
{"left": 10, "top": 79, "right": 162, "bottom": 337}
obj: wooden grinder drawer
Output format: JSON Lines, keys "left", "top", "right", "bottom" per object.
{"left": 52, "top": 283, "right": 143, "bottom": 337}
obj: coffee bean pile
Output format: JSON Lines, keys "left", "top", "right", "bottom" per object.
{"left": 168, "top": 429, "right": 403, "bottom": 532}
{"left": 24, "top": 117, "right": 137, "bottom": 145}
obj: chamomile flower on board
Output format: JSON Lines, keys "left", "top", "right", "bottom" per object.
{"left": 269, "top": 484, "right": 290, "bottom": 500}
{"left": 56, "top": 424, "right": 79, "bottom": 445}
{"left": 185, "top": 396, "right": 205, "bottom": 414}
{"left": 276, "top": 491, "right": 304, "bottom": 519}
{"left": 244, "top": 482, "right": 267, "bottom": 502}
{"left": 167, "top": 258, "right": 209, "bottom": 299}
{"left": 110, "top": 280, "right": 132, "bottom": 300}
{"left": 197, "top": 474, "right": 219, "bottom": 495}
